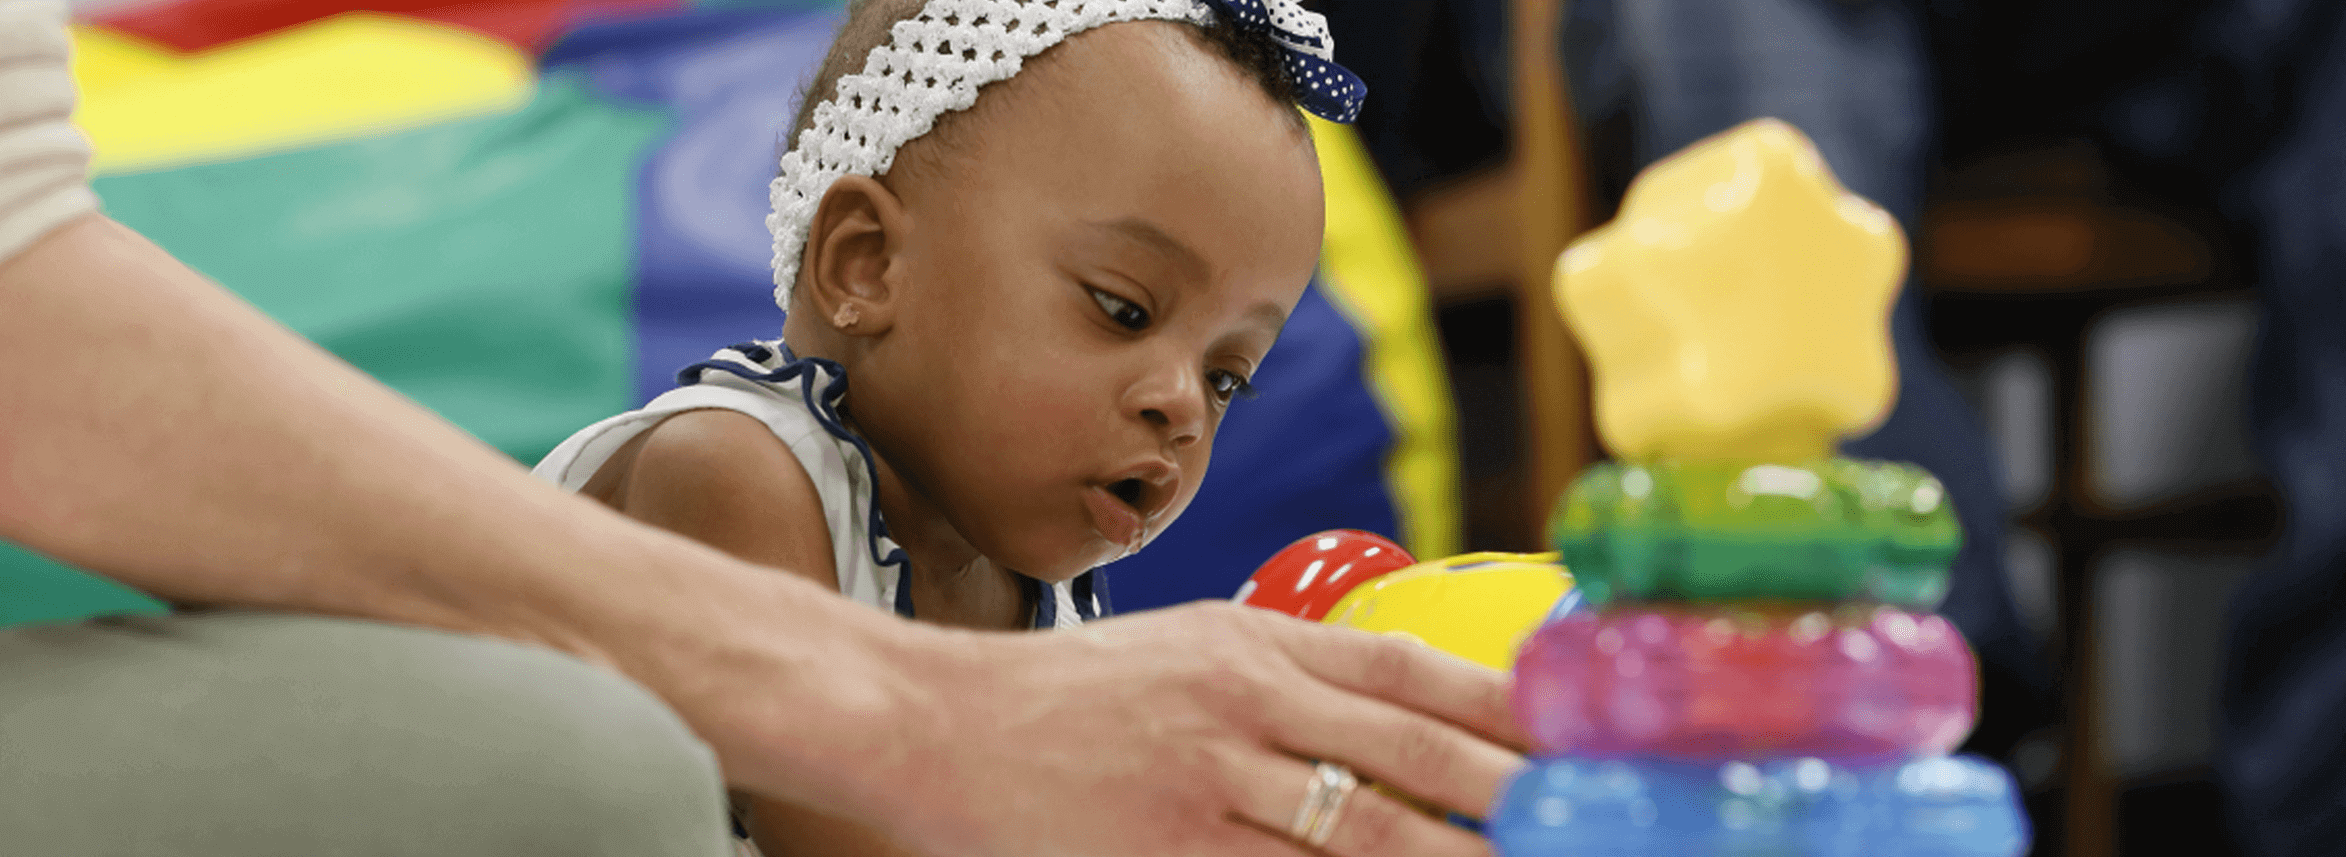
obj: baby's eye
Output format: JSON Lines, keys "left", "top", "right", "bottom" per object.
{"left": 1089, "top": 288, "right": 1151, "bottom": 331}
{"left": 1207, "top": 369, "right": 1256, "bottom": 404}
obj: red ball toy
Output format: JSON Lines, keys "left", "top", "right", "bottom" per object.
{"left": 1236, "top": 529, "right": 1417, "bottom": 621}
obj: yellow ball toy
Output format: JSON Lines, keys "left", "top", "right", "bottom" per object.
{"left": 1320, "top": 552, "right": 1576, "bottom": 670}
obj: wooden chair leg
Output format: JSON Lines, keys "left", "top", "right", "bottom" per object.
{"left": 2050, "top": 330, "right": 2115, "bottom": 857}
{"left": 1509, "top": 0, "right": 1598, "bottom": 540}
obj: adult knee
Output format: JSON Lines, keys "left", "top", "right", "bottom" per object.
{"left": 0, "top": 613, "right": 730, "bottom": 857}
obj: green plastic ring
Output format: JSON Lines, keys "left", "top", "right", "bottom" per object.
{"left": 1549, "top": 458, "right": 1960, "bottom": 608}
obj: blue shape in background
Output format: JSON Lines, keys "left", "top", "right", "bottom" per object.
{"left": 548, "top": 8, "right": 841, "bottom": 403}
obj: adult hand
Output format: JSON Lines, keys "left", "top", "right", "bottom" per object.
{"left": 702, "top": 599, "right": 1527, "bottom": 857}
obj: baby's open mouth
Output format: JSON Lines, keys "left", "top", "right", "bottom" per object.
{"left": 1107, "top": 478, "right": 1147, "bottom": 510}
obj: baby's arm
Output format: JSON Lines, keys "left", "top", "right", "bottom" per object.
{"left": 585, "top": 408, "right": 838, "bottom": 587}
{"left": 585, "top": 408, "right": 919, "bottom": 857}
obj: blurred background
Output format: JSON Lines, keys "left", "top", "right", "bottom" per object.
{"left": 12, "top": 0, "right": 2343, "bottom": 855}
{"left": 1329, "top": 3, "right": 2288, "bottom": 857}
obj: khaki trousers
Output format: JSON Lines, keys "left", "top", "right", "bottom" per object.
{"left": 0, "top": 612, "right": 731, "bottom": 856}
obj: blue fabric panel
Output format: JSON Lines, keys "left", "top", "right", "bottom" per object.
{"left": 546, "top": 9, "right": 842, "bottom": 404}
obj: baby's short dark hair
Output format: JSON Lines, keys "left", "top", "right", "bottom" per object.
{"left": 785, "top": 0, "right": 1308, "bottom": 156}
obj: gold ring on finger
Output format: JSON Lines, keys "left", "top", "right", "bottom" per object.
{"left": 1289, "top": 762, "right": 1359, "bottom": 848}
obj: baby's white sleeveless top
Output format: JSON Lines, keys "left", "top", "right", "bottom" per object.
{"left": 534, "top": 341, "right": 1106, "bottom": 629}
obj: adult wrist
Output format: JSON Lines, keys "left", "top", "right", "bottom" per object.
{"left": 569, "top": 527, "right": 952, "bottom": 821}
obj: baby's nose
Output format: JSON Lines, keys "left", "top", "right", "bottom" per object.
{"left": 1141, "top": 407, "right": 1202, "bottom": 448}
{"left": 1127, "top": 368, "right": 1206, "bottom": 447}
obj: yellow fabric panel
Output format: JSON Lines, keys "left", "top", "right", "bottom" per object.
{"left": 71, "top": 14, "right": 535, "bottom": 175}
{"left": 1307, "top": 116, "right": 1463, "bottom": 559}
{"left": 66, "top": 27, "right": 174, "bottom": 94}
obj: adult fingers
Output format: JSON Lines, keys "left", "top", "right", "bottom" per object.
{"left": 1265, "top": 618, "right": 1529, "bottom": 751}
{"left": 1203, "top": 817, "right": 1325, "bottom": 857}
{"left": 1228, "top": 751, "right": 1493, "bottom": 857}
{"left": 1260, "top": 673, "right": 1523, "bottom": 820}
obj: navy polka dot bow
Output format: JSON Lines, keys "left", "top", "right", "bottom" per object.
{"left": 1201, "top": 0, "right": 1368, "bottom": 124}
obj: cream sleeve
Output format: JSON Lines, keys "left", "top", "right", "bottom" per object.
{"left": 0, "top": 0, "right": 98, "bottom": 268}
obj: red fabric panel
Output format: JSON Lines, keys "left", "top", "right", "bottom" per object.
{"left": 95, "top": 0, "right": 679, "bottom": 54}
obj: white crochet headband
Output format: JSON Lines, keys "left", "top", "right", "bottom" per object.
{"left": 767, "top": 0, "right": 1367, "bottom": 309}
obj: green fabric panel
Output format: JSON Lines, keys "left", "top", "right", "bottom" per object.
{"left": 0, "top": 544, "right": 160, "bottom": 627}
{"left": 0, "top": 75, "right": 669, "bottom": 628}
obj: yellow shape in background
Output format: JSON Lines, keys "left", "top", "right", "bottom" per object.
{"left": 1322, "top": 552, "right": 1572, "bottom": 670}
{"left": 1556, "top": 118, "right": 1906, "bottom": 462}
{"left": 72, "top": 14, "right": 535, "bottom": 175}
{"left": 69, "top": 27, "right": 176, "bottom": 94}
{"left": 1307, "top": 116, "right": 1464, "bottom": 560}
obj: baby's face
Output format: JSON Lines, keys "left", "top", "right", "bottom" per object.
{"left": 849, "top": 21, "right": 1324, "bottom": 581}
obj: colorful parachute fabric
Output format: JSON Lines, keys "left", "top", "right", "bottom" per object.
{"left": 0, "top": 0, "right": 1459, "bottom": 626}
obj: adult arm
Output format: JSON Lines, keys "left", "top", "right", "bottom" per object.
{"left": 0, "top": 5, "right": 1524, "bottom": 856}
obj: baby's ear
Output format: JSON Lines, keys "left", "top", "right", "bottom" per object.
{"left": 800, "top": 174, "right": 908, "bottom": 336}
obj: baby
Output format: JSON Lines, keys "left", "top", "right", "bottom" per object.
{"left": 534, "top": 0, "right": 1364, "bottom": 853}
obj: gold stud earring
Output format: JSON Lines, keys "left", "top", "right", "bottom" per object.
{"left": 833, "top": 303, "right": 861, "bottom": 331}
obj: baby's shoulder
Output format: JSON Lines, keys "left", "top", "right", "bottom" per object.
{"left": 629, "top": 407, "right": 790, "bottom": 468}
{"left": 608, "top": 409, "right": 841, "bottom": 589}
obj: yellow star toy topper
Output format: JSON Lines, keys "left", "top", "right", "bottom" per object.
{"left": 1556, "top": 118, "right": 1906, "bottom": 462}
